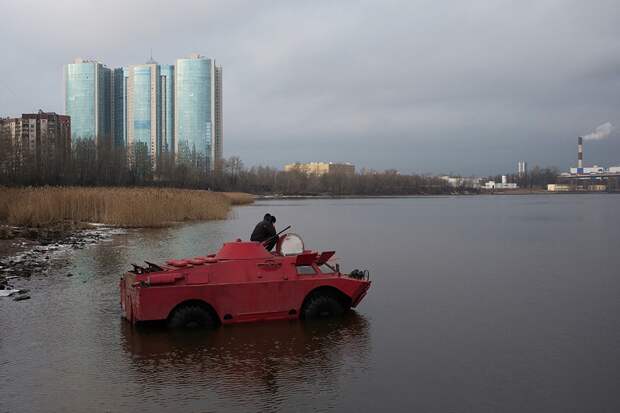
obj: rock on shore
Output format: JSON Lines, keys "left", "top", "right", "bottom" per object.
{"left": 0, "top": 224, "right": 126, "bottom": 299}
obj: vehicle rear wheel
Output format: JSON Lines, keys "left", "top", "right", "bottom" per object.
{"left": 168, "top": 305, "right": 216, "bottom": 329}
{"left": 302, "top": 294, "right": 345, "bottom": 319}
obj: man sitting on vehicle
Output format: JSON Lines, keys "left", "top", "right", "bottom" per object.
{"left": 250, "top": 213, "right": 277, "bottom": 251}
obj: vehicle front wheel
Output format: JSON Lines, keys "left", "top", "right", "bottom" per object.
{"left": 168, "top": 305, "right": 216, "bottom": 329}
{"left": 302, "top": 294, "right": 345, "bottom": 319}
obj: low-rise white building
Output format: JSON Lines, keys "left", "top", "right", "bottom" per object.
{"left": 569, "top": 165, "right": 605, "bottom": 174}
{"left": 484, "top": 176, "right": 518, "bottom": 190}
{"left": 440, "top": 176, "right": 481, "bottom": 189}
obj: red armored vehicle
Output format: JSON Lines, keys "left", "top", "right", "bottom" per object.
{"left": 120, "top": 233, "right": 371, "bottom": 328}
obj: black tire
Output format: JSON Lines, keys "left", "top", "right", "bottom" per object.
{"left": 302, "top": 294, "right": 345, "bottom": 320}
{"left": 168, "top": 305, "right": 216, "bottom": 329}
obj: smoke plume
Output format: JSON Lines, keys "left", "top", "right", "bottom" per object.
{"left": 582, "top": 122, "right": 614, "bottom": 141}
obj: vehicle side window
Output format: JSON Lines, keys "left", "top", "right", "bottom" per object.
{"left": 319, "top": 264, "right": 334, "bottom": 274}
{"left": 296, "top": 265, "right": 316, "bottom": 275}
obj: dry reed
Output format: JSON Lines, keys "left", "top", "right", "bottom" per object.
{"left": 0, "top": 187, "right": 254, "bottom": 228}
{"left": 221, "top": 192, "right": 255, "bottom": 205}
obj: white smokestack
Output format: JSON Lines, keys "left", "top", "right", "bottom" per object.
{"left": 583, "top": 122, "right": 614, "bottom": 141}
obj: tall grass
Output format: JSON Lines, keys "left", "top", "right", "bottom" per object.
{"left": 0, "top": 187, "right": 254, "bottom": 228}
{"left": 221, "top": 192, "right": 255, "bottom": 205}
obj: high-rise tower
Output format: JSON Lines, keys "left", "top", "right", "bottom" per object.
{"left": 111, "top": 68, "right": 125, "bottom": 147}
{"left": 213, "top": 65, "right": 223, "bottom": 167}
{"left": 64, "top": 54, "right": 221, "bottom": 171}
{"left": 125, "top": 62, "right": 161, "bottom": 164}
{"left": 64, "top": 58, "right": 111, "bottom": 144}
{"left": 174, "top": 53, "right": 222, "bottom": 171}
{"left": 160, "top": 64, "right": 175, "bottom": 154}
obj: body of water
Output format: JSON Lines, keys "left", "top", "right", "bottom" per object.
{"left": 1, "top": 195, "right": 619, "bottom": 412}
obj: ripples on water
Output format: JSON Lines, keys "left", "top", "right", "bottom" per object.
{"left": 120, "top": 314, "right": 370, "bottom": 412}
{"left": 1, "top": 195, "right": 619, "bottom": 412}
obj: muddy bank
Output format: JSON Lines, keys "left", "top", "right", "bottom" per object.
{"left": 0, "top": 224, "right": 125, "bottom": 301}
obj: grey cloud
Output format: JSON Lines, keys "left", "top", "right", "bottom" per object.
{"left": 1, "top": 0, "right": 619, "bottom": 174}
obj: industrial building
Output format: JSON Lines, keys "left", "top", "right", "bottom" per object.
{"left": 284, "top": 162, "right": 355, "bottom": 176}
{"left": 554, "top": 136, "right": 620, "bottom": 192}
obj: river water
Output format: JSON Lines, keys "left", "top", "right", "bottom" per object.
{"left": 1, "top": 195, "right": 619, "bottom": 412}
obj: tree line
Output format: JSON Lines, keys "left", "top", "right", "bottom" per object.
{"left": 213, "top": 158, "right": 462, "bottom": 195}
{"left": 487, "top": 166, "right": 560, "bottom": 189}
{"left": 0, "top": 135, "right": 558, "bottom": 194}
{"left": 0, "top": 137, "right": 214, "bottom": 188}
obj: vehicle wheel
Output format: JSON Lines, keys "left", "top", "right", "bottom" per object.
{"left": 168, "top": 305, "right": 215, "bottom": 329}
{"left": 302, "top": 294, "right": 345, "bottom": 319}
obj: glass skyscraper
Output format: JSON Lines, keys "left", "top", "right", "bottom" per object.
{"left": 64, "top": 58, "right": 111, "bottom": 143}
{"left": 160, "top": 64, "right": 174, "bottom": 153}
{"left": 175, "top": 53, "right": 221, "bottom": 171}
{"left": 64, "top": 54, "right": 221, "bottom": 170}
{"left": 126, "top": 62, "right": 161, "bottom": 163}
{"left": 214, "top": 65, "right": 223, "bottom": 165}
{"left": 111, "top": 68, "right": 125, "bottom": 147}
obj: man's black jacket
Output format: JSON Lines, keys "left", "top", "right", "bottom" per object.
{"left": 250, "top": 219, "right": 276, "bottom": 243}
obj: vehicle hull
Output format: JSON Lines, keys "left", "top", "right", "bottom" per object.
{"left": 120, "top": 241, "right": 371, "bottom": 325}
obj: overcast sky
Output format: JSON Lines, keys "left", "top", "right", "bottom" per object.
{"left": 1, "top": 0, "right": 619, "bottom": 175}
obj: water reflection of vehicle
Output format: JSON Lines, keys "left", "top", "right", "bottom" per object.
{"left": 120, "top": 233, "right": 371, "bottom": 328}
{"left": 120, "top": 313, "right": 371, "bottom": 411}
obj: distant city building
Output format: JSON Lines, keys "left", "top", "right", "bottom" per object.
{"left": 440, "top": 176, "right": 481, "bottom": 189}
{"left": 160, "top": 64, "right": 175, "bottom": 154}
{"left": 328, "top": 162, "right": 355, "bottom": 176}
{"left": 547, "top": 184, "right": 572, "bottom": 192}
{"left": 0, "top": 117, "right": 21, "bottom": 173}
{"left": 483, "top": 176, "right": 518, "bottom": 189}
{"left": 0, "top": 111, "right": 70, "bottom": 173}
{"left": 569, "top": 165, "right": 605, "bottom": 174}
{"left": 64, "top": 58, "right": 111, "bottom": 143}
{"left": 284, "top": 162, "right": 355, "bottom": 176}
{"left": 213, "top": 65, "right": 223, "bottom": 166}
{"left": 111, "top": 68, "right": 125, "bottom": 147}
{"left": 125, "top": 62, "right": 161, "bottom": 164}
{"left": 64, "top": 54, "right": 222, "bottom": 171}
{"left": 175, "top": 53, "right": 222, "bottom": 171}
{"left": 517, "top": 160, "right": 527, "bottom": 177}
{"left": 555, "top": 136, "right": 620, "bottom": 191}
{"left": 483, "top": 178, "right": 518, "bottom": 190}
{"left": 117, "top": 61, "right": 175, "bottom": 164}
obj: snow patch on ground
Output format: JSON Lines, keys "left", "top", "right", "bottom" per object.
{"left": 0, "top": 226, "right": 127, "bottom": 300}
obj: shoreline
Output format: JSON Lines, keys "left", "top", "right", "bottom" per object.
{"left": 2, "top": 189, "right": 615, "bottom": 298}
{"left": 0, "top": 187, "right": 254, "bottom": 298}
{"left": 255, "top": 190, "right": 616, "bottom": 200}
{"left": 0, "top": 224, "right": 127, "bottom": 300}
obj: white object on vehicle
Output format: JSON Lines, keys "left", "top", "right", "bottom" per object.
{"left": 279, "top": 233, "right": 305, "bottom": 256}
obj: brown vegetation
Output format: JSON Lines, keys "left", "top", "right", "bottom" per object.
{"left": 221, "top": 192, "right": 255, "bottom": 205}
{"left": 0, "top": 187, "right": 254, "bottom": 228}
